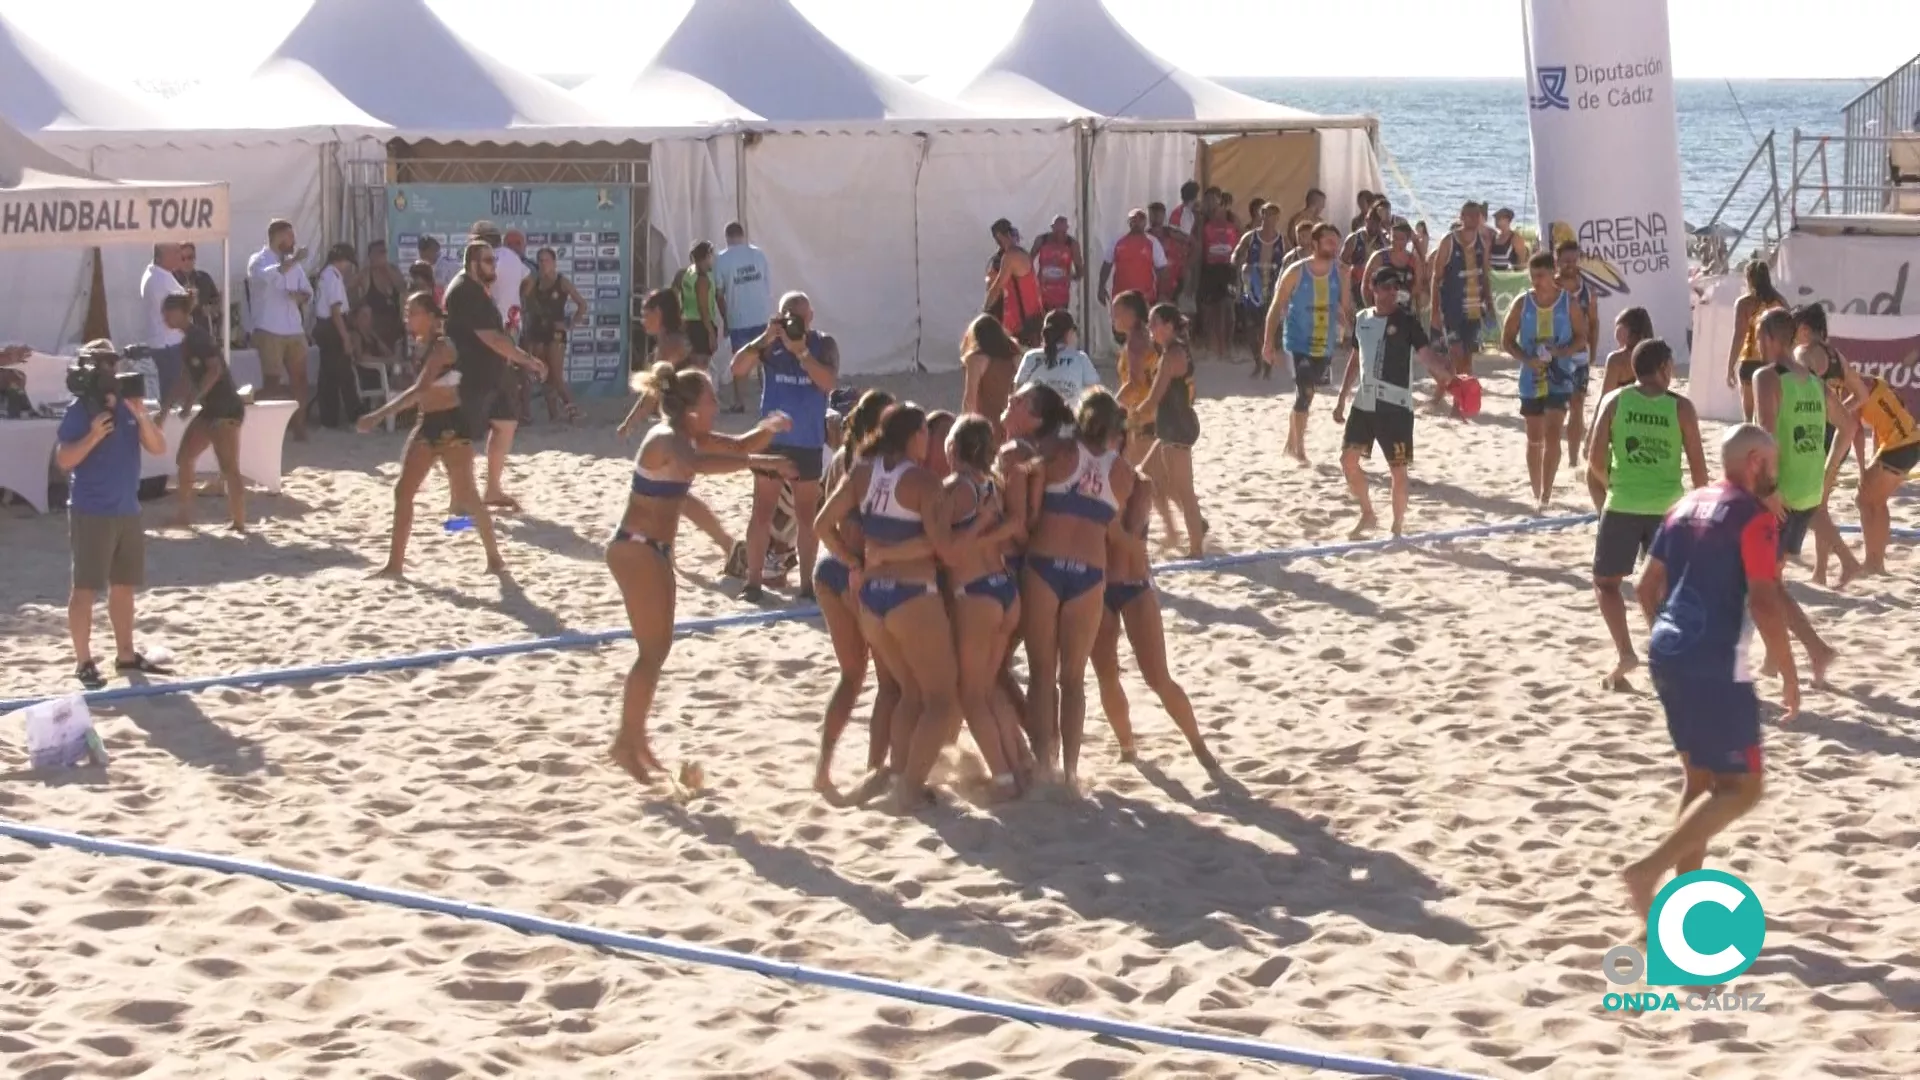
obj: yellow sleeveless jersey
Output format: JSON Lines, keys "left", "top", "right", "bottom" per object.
{"left": 1861, "top": 378, "right": 1920, "bottom": 451}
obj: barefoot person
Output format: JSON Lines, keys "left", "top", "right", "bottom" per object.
{"left": 1584, "top": 306, "right": 1655, "bottom": 507}
{"left": 812, "top": 391, "right": 904, "bottom": 799}
{"left": 1231, "top": 203, "right": 1287, "bottom": 378}
{"left": 1022, "top": 391, "right": 1134, "bottom": 791}
{"left": 1793, "top": 304, "right": 1869, "bottom": 585}
{"left": 161, "top": 295, "right": 246, "bottom": 533}
{"left": 1725, "top": 260, "right": 1787, "bottom": 422}
{"left": 1555, "top": 239, "right": 1601, "bottom": 467}
{"left": 522, "top": 247, "right": 589, "bottom": 424}
{"left": 1134, "top": 303, "right": 1208, "bottom": 556}
{"left": 1850, "top": 374, "right": 1920, "bottom": 578}
{"left": 942, "top": 415, "right": 1029, "bottom": 795}
{"left": 622, "top": 289, "right": 736, "bottom": 570}
{"left": 1334, "top": 267, "right": 1446, "bottom": 538}
{"left": 356, "top": 292, "right": 507, "bottom": 577}
{"left": 1430, "top": 201, "right": 1496, "bottom": 379}
{"left": 1622, "top": 423, "right": 1797, "bottom": 921}
{"left": 1091, "top": 431, "right": 1219, "bottom": 772}
{"left": 1263, "top": 223, "right": 1351, "bottom": 463}
{"left": 1112, "top": 290, "right": 1176, "bottom": 539}
{"left": 1751, "top": 308, "right": 1839, "bottom": 683}
{"left": 1502, "top": 251, "right": 1588, "bottom": 511}
{"left": 1587, "top": 339, "right": 1710, "bottom": 689}
{"left": 995, "top": 382, "right": 1073, "bottom": 750}
{"left": 606, "top": 364, "right": 793, "bottom": 785}
{"left": 815, "top": 405, "right": 960, "bottom": 811}
{"left": 959, "top": 314, "right": 1022, "bottom": 436}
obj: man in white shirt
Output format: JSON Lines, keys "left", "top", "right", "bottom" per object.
{"left": 140, "top": 244, "right": 189, "bottom": 401}
{"left": 312, "top": 243, "right": 361, "bottom": 429}
{"left": 471, "top": 221, "right": 529, "bottom": 506}
{"left": 711, "top": 221, "right": 771, "bottom": 413}
{"left": 245, "top": 219, "right": 312, "bottom": 439}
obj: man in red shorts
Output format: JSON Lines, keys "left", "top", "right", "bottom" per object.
{"left": 1622, "top": 423, "right": 1798, "bottom": 922}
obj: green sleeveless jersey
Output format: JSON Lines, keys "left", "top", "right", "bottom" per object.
{"left": 1775, "top": 367, "right": 1828, "bottom": 511}
{"left": 1605, "top": 388, "right": 1684, "bottom": 515}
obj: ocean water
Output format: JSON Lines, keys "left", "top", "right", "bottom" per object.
{"left": 1221, "top": 77, "right": 1870, "bottom": 241}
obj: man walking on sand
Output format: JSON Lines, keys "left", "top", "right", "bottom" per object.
{"left": 1334, "top": 267, "right": 1448, "bottom": 538}
{"left": 1623, "top": 423, "right": 1797, "bottom": 922}
{"left": 1750, "top": 308, "right": 1840, "bottom": 684}
{"left": 1586, "top": 338, "right": 1709, "bottom": 690}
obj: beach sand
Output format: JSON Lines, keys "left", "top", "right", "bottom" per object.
{"left": 1, "top": 361, "right": 1915, "bottom": 1079}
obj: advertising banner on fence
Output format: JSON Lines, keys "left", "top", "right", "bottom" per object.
{"left": 1523, "top": 0, "right": 1691, "bottom": 361}
{"left": 388, "top": 184, "right": 631, "bottom": 390}
{"left": 1834, "top": 318, "right": 1920, "bottom": 421}
{"left": 1775, "top": 233, "right": 1912, "bottom": 316}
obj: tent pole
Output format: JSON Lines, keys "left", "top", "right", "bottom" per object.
{"left": 222, "top": 235, "right": 232, "bottom": 388}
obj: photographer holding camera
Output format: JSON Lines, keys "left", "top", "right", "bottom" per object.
{"left": 729, "top": 291, "right": 837, "bottom": 602}
{"left": 56, "top": 341, "right": 170, "bottom": 689}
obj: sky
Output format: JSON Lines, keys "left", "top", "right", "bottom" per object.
{"left": 3, "top": 0, "right": 1914, "bottom": 83}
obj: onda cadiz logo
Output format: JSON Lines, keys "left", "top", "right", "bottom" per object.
{"left": 1601, "top": 870, "right": 1768, "bottom": 1013}
{"left": 1531, "top": 66, "right": 1571, "bottom": 110}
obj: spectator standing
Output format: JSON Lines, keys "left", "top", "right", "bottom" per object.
{"left": 986, "top": 218, "right": 1043, "bottom": 347}
{"left": 140, "top": 243, "right": 189, "bottom": 402}
{"left": 1029, "top": 214, "right": 1083, "bottom": 316}
{"left": 353, "top": 239, "right": 408, "bottom": 350}
{"left": 176, "top": 243, "right": 222, "bottom": 343}
{"left": 470, "top": 222, "right": 531, "bottom": 503}
{"left": 676, "top": 241, "right": 726, "bottom": 369}
{"left": 1097, "top": 208, "right": 1169, "bottom": 306}
{"left": 55, "top": 341, "right": 170, "bottom": 689}
{"left": 712, "top": 221, "right": 771, "bottom": 414}
{"left": 444, "top": 239, "right": 546, "bottom": 511}
{"left": 246, "top": 219, "right": 313, "bottom": 440}
{"left": 1286, "top": 188, "right": 1327, "bottom": 240}
{"left": 730, "top": 291, "right": 837, "bottom": 603}
{"left": 312, "top": 243, "right": 362, "bottom": 429}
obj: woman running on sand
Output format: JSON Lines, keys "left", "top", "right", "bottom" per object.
{"left": 1022, "top": 390, "right": 1133, "bottom": 790}
{"left": 1134, "top": 303, "right": 1209, "bottom": 557}
{"left": 1584, "top": 306, "right": 1655, "bottom": 509}
{"left": 1112, "top": 290, "right": 1178, "bottom": 541}
{"left": 1092, "top": 431, "right": 1219, "bottom": 772}
{"left": 606, "top": 364, "right": 794, "bottom": 785}
{"left": 357, "top": 291, "right": 506, "bottom": 576}
{"left": 816, "top": 405, "right": 960, "bottom": 811}
{"left": 941, "top": 415, "right": 1032, "bottom": 795}
{"left": 621, "top": 288, "right": 738, "bottom": 572}
{"left": 813, "top": 389, "right": 906, "bottom": 800}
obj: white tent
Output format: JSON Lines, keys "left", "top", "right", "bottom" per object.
{"left": 578, "top": 0, "right": 970, "bottom": 125}
{"left": 0, "top": 12, "right": 170, "bottom": 133}
{"left": 0, "top": 109, "right": 229, "bottom": 355}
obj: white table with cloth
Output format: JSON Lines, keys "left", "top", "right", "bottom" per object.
{"left": 0, "top": 417, "right": 62, "bottom": 513}
{"left": 140, "top": 400, "right": 299, "bottom": 493}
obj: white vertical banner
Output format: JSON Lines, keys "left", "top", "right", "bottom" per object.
{"left": 1523, "top": 0, "right": 1691, "bottom": 364}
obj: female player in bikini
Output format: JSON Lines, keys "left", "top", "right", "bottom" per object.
{"left": 813, "top": 389, "right": 906, "bottom": 801}
{"left": 1021, "top": 390, "right": 1133, "bottom": 790}
{"left": 1091, "top": 431, "right": 1219, "bottom": 772}
{"left": 993, "top": 382, "right": 1075, "bottom": 750}
{"left": 357, "top": 291, "right": 507, "bottom": 576}
{"left": 1585, "top": 306, "right": 1654, "bottom": 509}
{"left": 816, "top": 405, "right": 960, "bottom": 811}
{"left": 620, "top": 287, "right": 738, "bottom": 571}
{"left": 606, "top": 363, "right": 794, "bottom": 785}
{"left": 960, "top": 314, "right": 1022, "bottom": 437}
{"left": 941, "top": 415, "right": 1031, "bottom": 795}
{"left": 1134, "top": 303, "right": 1208, "bottom": 558}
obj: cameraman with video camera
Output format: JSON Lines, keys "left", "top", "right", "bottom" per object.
{"left": 729, "top": 291, "right": 837, "bottom": 602}
{"left": 55, "top": 341, "right": 170, "bottom": 689}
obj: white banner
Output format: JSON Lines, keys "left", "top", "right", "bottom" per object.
{"left": 1775, "top": 232, "right": 1913, "bottom": 316}
{"left": 1523, "top": 0, "right": 1691, "bottom": 362}
{"left": 0, "top": 184, "right": 230, "bottom": 252}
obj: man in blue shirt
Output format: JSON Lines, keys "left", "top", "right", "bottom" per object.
{"left": 55, "top": 341, "right": 170, "bottom": 689}
{"left": 730, "top": 292, "right": 837, "bottom": 603}
{"left": 712, "top": 222, "right": 772, "bottom": 414}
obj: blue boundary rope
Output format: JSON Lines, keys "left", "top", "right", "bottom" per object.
{"left": 1, "top": 513, "right": 1603, "bottom": 713}
{"left": 0, "top": 819, "right": 1490, "bottom": 1080}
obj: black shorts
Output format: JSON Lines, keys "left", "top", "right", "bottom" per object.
{"left": 763, "top": 443, "right": 825, "bottom": 483}
{"left": 1199, "top": 263, "right": 1235, "bottom": 303}
{"left": 1736, "top": 359, "right": 1767, "bottom": 385}
{"left": 414, "top": 407, "right": 473, "bottom": 448}
{"left": 1291, "top": 352, "right": 1333, "bottom": 390}
{"left": 687, "top": 322, "right": 715, "bottom": 356}
{"left": 195, "top": 392, "right": 246, "bottom": 425}
{"left": 1653, "top": 673, "right": 1762, "bottom": 774}
{"left": 1778, "top": 506, "right": 1815, "bottom": 557}
{"left": 1570, "top": 364, "right": 1591, "bottom": 397}
{"left": 1342, "top": 405, "right": 1413, "bottom": 466}
{"left": 1519, "top": 393, "right": 1570, "bottom": 417}
{"left": 1155, "top": 401, "right": 1201, "bottom": 448}
{"left": 1444, "top": 314, "right": 1482, "bottom": 353}
{"left": 1593, "top": 509, "right": 1664, "bottom": 579}
{"left": 1872, "top": 442, "right": 1920, "bottom": 477}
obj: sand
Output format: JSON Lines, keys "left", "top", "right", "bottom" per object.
{"left": 1, "top": 360, "right": 1916, "bottom": 1079}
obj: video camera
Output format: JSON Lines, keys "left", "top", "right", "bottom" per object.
{"left": 66, "top": 343, "right": 149, "bottom": 411}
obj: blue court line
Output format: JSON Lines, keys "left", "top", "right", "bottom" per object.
{"left": 4, "top": 513, "right": 1912, "bottom": 715}
{"left": 0, "top": 819, "right": 1489, "bottom": 1080}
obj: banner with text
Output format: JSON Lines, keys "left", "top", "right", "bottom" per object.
{"left": 1523, "top": 0, "right": 1691, "bottom": 359}
{"left": 1776, "top": 233, "right": 1912, "bottom": 316}
{"left": 1833, "top": 319, "right": 1920, "bottom": 422}
{"left": 0, "top": 184, "right": 229, "bottom": 252}
{"left": 388, "top": 184, "right": 631, "bottom": 390}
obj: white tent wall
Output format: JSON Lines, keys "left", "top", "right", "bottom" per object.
{"left": 745, "top": 133, "right": 923, "bottom": 376}
{"left": 648, "top": 134, "right": 739, "bottom": 288}
{"left": 1316, "top": 127, "right": 1382, "bottom": 237}
{"left": 914, "top": 128, "right": 1078, "bottom": 373}
{"left": 0, "top": 249, "right": 90, "bottom": 350}
{"left": 1085, "top": 129, "right": 1197, "bottom": 356}
{"left": 70, "top": 141, "right": 327, "bottom": 345}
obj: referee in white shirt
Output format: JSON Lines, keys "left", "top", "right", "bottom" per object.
{"left": 246, "top": 219, "right": 313, "bottom": 440}
{"left": 139, "top": 244, "right": 189, "bottom": 401}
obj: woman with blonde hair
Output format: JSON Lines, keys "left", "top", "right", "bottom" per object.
{"left": 606, "top": 363, "right": 794, "bottom": 784}
{"left": 621, "top": 287, "right": 739, "bottom": 574}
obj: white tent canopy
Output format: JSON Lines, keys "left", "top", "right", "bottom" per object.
{"left": 0, "top": 11, "right": 170, "bottom": 133}
{"left": 579, "top": 0, "right": 975, "bottom": 125}
{"left": 166, "top": 0, "right": 610, "bottom": 134}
